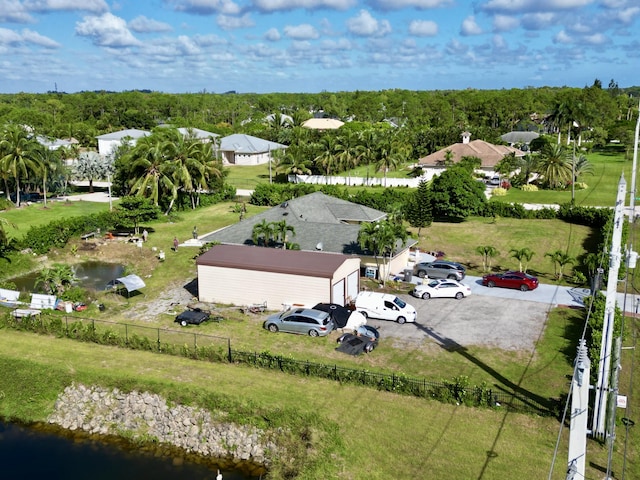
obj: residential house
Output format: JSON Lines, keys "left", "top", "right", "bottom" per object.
{"left": 219, "top": 134, "right": 286, "bottom": 166}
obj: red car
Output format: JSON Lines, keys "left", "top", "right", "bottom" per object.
{"left": 482, "top": 271, "right": 539, "bottom": 291}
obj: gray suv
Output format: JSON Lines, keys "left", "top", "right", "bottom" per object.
{"left": 413, "top": 260, "right": 466, "bottom": 280}
{"left": 264, "top": 308, "right": 334, "bottom": 337}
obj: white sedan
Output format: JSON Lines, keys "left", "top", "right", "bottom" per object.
{"left": 411, "top": 279, "right": 472, "bottom": 300}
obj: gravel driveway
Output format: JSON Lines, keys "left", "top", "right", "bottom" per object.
{"left": 364, "top": 276, "right": 575, "bottom": 351}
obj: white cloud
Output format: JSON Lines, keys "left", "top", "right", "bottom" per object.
{"left": 21, "top": 28, "right": 60, "bottom": 47}
{"left": 480, "top": 0, "right": 593, "bottom": 14}
{"left": 320, "top": 37, "right": 353, "bottom": 50}
{"left": 252, "top": 0, "right": 356, "bottom": 12}
{"left": 283, "top": 24, "right": 319, "bottom": 40}
{"left": 408, "top": 20, "right": 438, "bottom": 37}
{"left": 521, "top": 12, "right": 558, "bottom": 30}
{"left": 23, "top": 0, "right": 109, "bottom": 13}
{"left": 492, "top": 34, "right": 507, "bottom": 49}
{"left": 75, "top": 13, "right": 142, "bottom": 47}
{"left": 129, "top": 16, "right": 173, "bottom": 33}
{"left": 347, "top": 10, "right": 391, "bottom": 37}
{"left": 461, "top": 15, "right": 483, "bottom": 36}
{"left": 176, "top": 35, "right": 201, "bottom": 54}
{"left": 216, "top": 13, "right": 254, "bottom": 30}
{"left": 170, "top": 0, "right": 241, "bottom": 15}
{"left": 367, "top": 0, "right": 452, "bottom": 11}
{"left": 0, "top": 0, "right": 34, "bottom": 23}
{"left": 582, "top": 32, "right": 608, "bottom": 45}
{"left": 0, "top": 27, "right": 25, "bottom": 45}
{"left": 492, "top": 14, "right": 519, "bottom": 32}
{"left": 193, "top": 33, "right": 227, "bottom": 46}
{"left": 553, "top": 29, "right": 572, "bottom": 43}
{"left": 264, "top": 27, "right": 281, "bottom": 41}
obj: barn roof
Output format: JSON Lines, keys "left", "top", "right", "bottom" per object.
{"left": 197, "top": 244, "right": 356, "bottom": 278}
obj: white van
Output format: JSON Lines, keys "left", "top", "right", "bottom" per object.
{"left": 354, "top": 292, "right": 417, "bottom": 324}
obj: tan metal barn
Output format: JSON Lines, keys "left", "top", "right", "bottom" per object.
{"left": 196, "top": 244, "right": 361, "bottom": 309}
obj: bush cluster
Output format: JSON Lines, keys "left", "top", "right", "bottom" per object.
{"left": 0, "top": 311, "right": 549, "bottom": 415}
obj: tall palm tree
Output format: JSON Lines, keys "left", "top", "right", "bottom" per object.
{"left": 251, "top": 219, "right": 275, "bottom": 247}
{"left": 509, "top": 247, "right": 535, "bottom": 273}
{"left": 475, "top": 245, "right": 499, "bottom": 272}
{"left": 127, "top": 135, "right": 176, "bottom": 211}
{"left": 545, "top": 250, "right": 575, "bottom": 279}
{"left": 314, "top": 135, "right": 339, "bottom": 182}
{"left": 0, "top": 124, "right": 39, "bottom": 205}
{"left": 536, "top": 143, "right": 572, "bottom": 189}
{"left": 272, "top": 220, "right": 296, "bottom": 249}
{"left": 358, "top": 219, "right": 408, "bottom": 286}
{"left": 33, "top": 145, "right": 61, "bottom": 207}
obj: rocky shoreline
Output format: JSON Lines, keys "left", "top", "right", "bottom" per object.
{"left": 47, "top": 384, "right": 274, "bottom": 475}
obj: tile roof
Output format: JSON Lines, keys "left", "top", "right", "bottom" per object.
{"left": 418, "top": 139, "right": 524, "bottom": 168}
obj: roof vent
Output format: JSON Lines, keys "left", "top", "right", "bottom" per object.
{"left": 316, "top": 242, "right": 323, "bottom": 251}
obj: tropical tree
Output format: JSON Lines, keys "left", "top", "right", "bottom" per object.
{"left": 430, "top": 165, "right": 487, "bottom": 219}
{"left": 475, "top": 245, "right": 499, "bottom": 272}
{"left": 509, "top": 247, "right": 535, "bottom": 273}
{"left": 0, "top": 124, "right": 39, "bottom": 204}
{"left": 251, "top": 219, "right": 275, "bottom": 247}
{"left": 116, "top": 196, "right": 161, "bottom": 235}
{"left": 358, "top": 219, "right": 408, "bottom": 286}
{"left": 272, "top": 220, "right": 296, "bottom": 249}
{"left": 35, "top": 263, "right": 75, "bottom": 295}
{"left": 33, "top": 145, "right": 62, "bottom": 207}
{"left": 545, "top": 250, "right": 576, "bottom": 279}
{"left": 536, "top": 143, "right": 571, "bottom": 189}
{"left": 73, "top": 151, "right": 112, "bottom": 193}
{"left": 314, "top": 135, "right": 339, "bottom": 181}
{"left": 405, "top": 179, "right": 433, "bottom": 237}
{"left": 126, "top": 135, "right": 176, "bottom": 211}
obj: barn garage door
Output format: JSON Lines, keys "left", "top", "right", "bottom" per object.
{"left": 332, "top": 279, "right": 345, "bottom": 305}
{"left": 347, "top": 271, "right": 359, "bottom": 303}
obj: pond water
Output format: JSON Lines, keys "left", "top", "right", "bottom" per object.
{"left": 8, "top": 261, "right": 125, "bottom": 293}
{"left": 0, "top": 421, "right": 259, "bottom": 480}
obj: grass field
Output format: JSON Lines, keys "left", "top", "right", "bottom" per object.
{"left": 0, "top": 184, "right": 638, "bottom": 478}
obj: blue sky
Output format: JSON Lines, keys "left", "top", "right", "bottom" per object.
{"left": 0, "top": 0, "right": 638, "bottom": 94}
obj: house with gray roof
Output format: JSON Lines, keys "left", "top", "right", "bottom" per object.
{"left": 219, "top": 134, "right": 286, "bottom": 166}
{"left": 201, "top": 191, "right": 416, "bottom": 280}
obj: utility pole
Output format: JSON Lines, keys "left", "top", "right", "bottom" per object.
{"left": 567, "top": 339, "right": 590, "bottom": 479}
{"left": 629, "top": 101, "right": 640, "bottom": 224}
{"left": 592, "top": 174, "right": 626, "bottom": 438}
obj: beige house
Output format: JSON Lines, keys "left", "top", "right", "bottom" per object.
{"left": 196, "top": 244, "right": 361, "bottom": 308}
{"left": 418, "top": 131, "right": 524, "bottom": 172}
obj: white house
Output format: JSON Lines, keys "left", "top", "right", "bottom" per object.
{"left": 96, "top": 129, "right": 151, "bottom": 157}
{"left": 219, "top": 134, "right": 286, "bottom": 166}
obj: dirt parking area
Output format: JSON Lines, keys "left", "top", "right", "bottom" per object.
{"left": 366, "top": 294, "right": 551, "bottom": 351}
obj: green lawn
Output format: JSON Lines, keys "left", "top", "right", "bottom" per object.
{"left": 495, "top": 151, "right": 632, "bottom": 207}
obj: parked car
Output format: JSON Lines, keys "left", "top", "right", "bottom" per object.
{"left": 264, "top": 308, "right": 334, "bottom": 337}
{"left": 354, "top": 291, "right": 416, "bottom": 324}
{"left": 411, "top": 279, "right": 472, "bottom": 300}
{"left": 482, "top": 271, "right": 539, "bottom": 291}
{"left": 175, "top": 310, "right": 211, "bottom": 326}
{"left": 412, "top": 260, "right": 466, "bottom": 280}
{"left": 336, "top": 325, "right": 380, "bottom": 354}
{"left": 312, "top": 303, "right": 353, "bottom": 328}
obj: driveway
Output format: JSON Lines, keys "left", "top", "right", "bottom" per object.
{"left": 365, "top": 276, "right": 637, "bottom": 351}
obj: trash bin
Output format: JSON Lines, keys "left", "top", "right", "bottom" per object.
{"left": 403, "top": 269, "right": 413, "bottom": 282}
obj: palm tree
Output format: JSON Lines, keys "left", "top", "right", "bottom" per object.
{"left": 509, "top": 247, "right": 535, "bottom": 273}
{"left": 475, "top": 245, "right": 499, "bottom": 272}
{"left": 358, "top": 219, "right": 408, "bottom": 286}
{"left": 35, "top": 263, "right": 75, "bottom": 295}
{"left": 545, "top": 250, "right": 575, "bottom": 279}
{"left": 536, "top": 143, "right": 572, "bottom": 189}
{"left": 569, "top": 154, "right": 594, "bottom": 182}
{"left": 251, "top": 219, "right": 275, "bottom": 247}
{"left": 127, "top": 135, "right": 176, "bottom": 211}
{"left": 314, "top": 135, "right": 339, "bottom": 182}
{"left": 272, "top": 220, "right": 296, "bottom": 249}
{"left": 33, "top": 145, "right": 61, "bottom": 207}
{"left": 0, "top": 124, "right": 39, "bottom": 205}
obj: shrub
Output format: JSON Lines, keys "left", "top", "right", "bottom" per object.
{"left": 521, "top": 184, "right": 538, "bottom": 192}
{"left": 574, "top": 182, "right": 588, "bottom": 190}
{"left": 491, "top": 187, "right": 508, "bottom": 197}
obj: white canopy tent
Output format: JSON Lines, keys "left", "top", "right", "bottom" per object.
{"left": 107, "top": 274, "right": 146, "bottom": 297}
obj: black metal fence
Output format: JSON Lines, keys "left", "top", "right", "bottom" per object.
{"left": 4, "top": 311, "right": 555, "bottom": 416}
